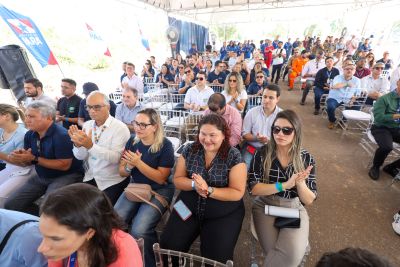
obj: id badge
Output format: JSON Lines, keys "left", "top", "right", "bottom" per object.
{"left": 173, "top": 200, "right": 192, "bottom": 221}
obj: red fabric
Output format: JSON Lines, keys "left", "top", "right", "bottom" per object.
{"left": 48, "top": 229, "right": 143, "bottom": 267}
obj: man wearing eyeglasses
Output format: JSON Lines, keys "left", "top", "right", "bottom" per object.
{"left": 69, "top": 91, "right": 131, "bottom": 205}
{"left": 247, "top": 71, "right": 267, "bottom": 96}
{"left": 184, "top": 71, "right": 214, "bottom": 112}
{"left": 326, "top": 61, "right": 362, "bottom": 129}
{"left": 207, "top": 60, "right": 227, "bottom": 86}
{"left": 56, "top": 78, "right": 82, "bottom": 129}
{"left": 361, "top": 62, "right": 390, "bottom": 105}
{"left": 300, "top": 50, "right": 326, "bottom": 105}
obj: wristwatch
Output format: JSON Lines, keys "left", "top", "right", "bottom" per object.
{"left": 31, "top": 156, "right": 39, "bottom": 165}
{"left": 207, "top": 186, "right": 214, "bottom": 196}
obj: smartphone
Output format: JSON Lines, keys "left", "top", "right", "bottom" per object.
{"left": 173, "top": 200, "right": 192, "bottom": 221}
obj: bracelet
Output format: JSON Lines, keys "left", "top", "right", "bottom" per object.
{"left": 275, "top": 182, "right": 283, "bottom": 192}
{"left": 124, "top": 165, "right": 132, "bottom": 173}
{"left": 191, "top": 180, "right": 196, "bottom": 190}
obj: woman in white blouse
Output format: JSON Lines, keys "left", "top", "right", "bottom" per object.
{"left": 221, "top": 71, "right": 248, "bottom": 112}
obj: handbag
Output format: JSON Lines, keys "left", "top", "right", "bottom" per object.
{"left": 124, "top": 183, "right": 169, "bottom": 215}
{"left": 274, "top": 217, "right": 301, "bottom": 229}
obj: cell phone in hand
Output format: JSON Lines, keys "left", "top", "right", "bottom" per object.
{"left": 173, "top": 200, "right": 192, "bottom": 221}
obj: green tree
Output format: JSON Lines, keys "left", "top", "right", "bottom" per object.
{"left": 212, "top": 25, "right": 238, "bottom": 41}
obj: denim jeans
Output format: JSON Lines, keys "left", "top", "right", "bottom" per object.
{"left": 114, "top": 185, "right": 174, "bottom": 267}
{"left": 300, "top": 80, "right": 314, "bottom": 103}
{"left": 4, "top": 172, "right": 83, "bottom": 216}
{"left": 242, "top": 145, "right": 256, "bottom": 171}
{"left": 314, "top": 87, "right": 328, "bottom": 110}
{"left": 326, "top": 98, "right": 343, "bottom": 123}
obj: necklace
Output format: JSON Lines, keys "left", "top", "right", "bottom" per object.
{"left": 93, "top": 122, "right": 107, "bottom": 144}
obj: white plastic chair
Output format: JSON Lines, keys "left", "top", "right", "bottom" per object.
{"left": 246, "top": 95, "right": 263, "bottom": 112}
{"left": 209, "top": 84, "right": 224, "bottom": 93}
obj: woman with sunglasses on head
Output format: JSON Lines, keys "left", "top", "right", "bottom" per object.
{"left": 114, "top": 108, "right": 175, "bottom": 267}
{"left": 221, "top": 71, "right": 248, "bottom": 112}
{"left": 39, "top": 183, "right": 143, "bottom": 267}
{"left": 248, "top": 110, "right": 317, "bottom": 267}
{"left": 160, "top": 114, "right": 246, "bottom": 264}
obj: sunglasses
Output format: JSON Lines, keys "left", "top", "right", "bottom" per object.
{"left": 185, "top": 70, "right": 191, "bottom": 74}
{"left": 229, "top": 79, "right": 237, "bottom": 82}
{"left": 85, "top": 104, "right": 106, "bottom": 111}
{"left": 272, "top": 126, "right": 294, "bottom": 135}
{"left": 196, "top": 77, "right": 204, "bottom": 81}
{"left": 256, "top": 76, "right": 264, "bottom": 79}
{"left": 178, "top": 66, "right": 184, "bottom": 69}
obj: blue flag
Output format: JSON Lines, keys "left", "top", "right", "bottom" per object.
{"left": 0, "top": 5, "right": 58, "bottom": 67}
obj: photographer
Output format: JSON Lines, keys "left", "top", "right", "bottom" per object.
{"left": 271, "top": 41, "right": 286, "bottom": 84}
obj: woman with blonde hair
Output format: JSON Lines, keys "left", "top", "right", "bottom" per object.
{"left": 221, "top": 71, "right": 248, "bottom": 112}
{"left": 0, "top": 104, "right": 35, "bottom": 207}
{"left": 249, "top": 110, "right": 317, "bottom": 267}
{"left": 114, "top": 108, "right": 175, "bottom": 267}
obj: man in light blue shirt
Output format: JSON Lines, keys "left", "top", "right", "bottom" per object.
{"left": 115, "top": 87, "right": 142, "bottom": 134}
{"left": 0, "top": 209, "right": 46, "bottom": 267}
{"left": 327, "top": 61, "right": 362, "bottom": 129}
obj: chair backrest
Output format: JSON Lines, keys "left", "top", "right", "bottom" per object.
{"left": 246, "top": 95, "right": 263, "bottom": 112}
{"left": 153, "top": 243, "right": 234, "bottom": 267}
{"left": 136, "top": 238, "right": 145, "bottom": 264}
{"left": 109, "top": 92, "right": 123, "bottom": 104}
{"left": 144, "top": 77, "right": 155, "bottom": 84}
{"left": 143, "top": 93, "right": 169, "bottom": 110}
{"left": 209, "top": 84, "right": 224, "bottom": 93}
{"left": 184, "top": 112, "right": 203, "bottom": 142}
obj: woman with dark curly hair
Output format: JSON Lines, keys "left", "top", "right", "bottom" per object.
{"left": 160, "top": 114, "right": 246, "bottom": 263}
{"left": 38, "top": 183, "right": 143, "bottom": 267}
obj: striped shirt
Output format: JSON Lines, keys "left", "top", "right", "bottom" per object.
{"left": 248, "top": 147, "right": 317, "bottom": 199}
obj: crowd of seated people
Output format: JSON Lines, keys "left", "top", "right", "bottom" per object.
{"left": 1, "top": 32, "right": 399, "bottom": 267}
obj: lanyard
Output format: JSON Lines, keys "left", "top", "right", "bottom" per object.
{"left": 326, "top": 70, "right": 332, "bottom": 79}
{"left": 92, "top": 122, "right": 107, "bottom": 144}
{"left": 69, "top": 252, "right": 77, "bottom": 267}
{"left": 36, "top": 138, "right": 41, "bottom": 156}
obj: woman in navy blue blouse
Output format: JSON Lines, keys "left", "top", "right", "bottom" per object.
{"left": 160, "top": 114, "right": 247, "bottom": 263}
{"left": 156, "top": 64, "right": 175, "bottom": 88}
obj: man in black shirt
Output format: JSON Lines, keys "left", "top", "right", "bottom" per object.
{"left": 56, "top": 78, "right": 82, "bottom": 129}
{"left": 207, "top": 60, "right": 227, "bottom": 85}
{"left": 313, "top": 57, "right": 340, "bottom": 115}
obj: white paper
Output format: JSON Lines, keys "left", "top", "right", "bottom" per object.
{"left": 265, "top": 205, "right": 300, "bottom": 218}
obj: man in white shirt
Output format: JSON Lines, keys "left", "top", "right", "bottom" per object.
{"left": 68, "top": 91, "right": 130, "bottom": 204}
{"left": 184, "top": 71, "right": 214, "bottom": 112}
{"left": 361, "top": 62, "right": 390, "bottom": 105}
{"left": 271, "top": 41, "right": 286, "bottom": 84}
{"left": 242, "top": 84, "right": 282, "bottom": 169}
{"left": 121, "top": 62, "right": 144, "bottom": 95}
{"left": 300, "top": 50, "right": 326, "bottom": 105}
{"left": 23, "top": 78, "right": 56, "bottom": 109}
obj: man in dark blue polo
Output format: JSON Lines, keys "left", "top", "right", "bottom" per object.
{"left": 207, "top": 60, "right": 227, "bottom": 85}
{"left": 4, "top": 101, "right": 83, "bottom": 215}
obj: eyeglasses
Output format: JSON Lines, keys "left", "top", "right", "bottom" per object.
{"left": 85, "top": 105, "right": 106, "bottom": 111}
{"left": 272, "top": 126, "right": 294, "bottom": 135}
{"left": 228, "top": 79, "right": 237, "bottom": 83}
{"left": 374, "top": 67, "right": 384, "bottom": 70}
{"left": 179, "top": 66, "right": 184, "bottom": 69}
{"left": 196, "top": 77, "right": 204, "bottom": 81}
{"left": 256, "top": 76, "right": 264, "bottom": 79}
{"left": 185, "top": 70, "right": 191, "bottom": 74}
{"left": 133, "top": 120, "right": 153, "bottom": 130}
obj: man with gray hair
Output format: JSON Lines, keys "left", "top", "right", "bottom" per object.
{"left": 115, "top": 87, "right": 142, "bottom": 134}
{"left": 4, "top": 101, "right": 83, "bottom": 216}
{"left": 68, "top": 91, "right": 130, "bottom": 204}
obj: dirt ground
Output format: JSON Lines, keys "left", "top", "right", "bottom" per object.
{"left": 233, "top": 82, "right": 400, "bottom": 267}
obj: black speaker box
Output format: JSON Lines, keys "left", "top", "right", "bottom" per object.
{"left": 0, "top": 45, "right": 36, "bottom": 102}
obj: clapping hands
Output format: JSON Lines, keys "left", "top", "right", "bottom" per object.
{"left": 121, "top": 150, "right": 142, "bottom": 169}
{"left": 192, "top": 173, "right": 208, "bottom": 198}
{"left": 284, "top": 165, "right": 313, "bottom": 190}
{"left": 68, "top": 125, "right": 93, "bottom": 149}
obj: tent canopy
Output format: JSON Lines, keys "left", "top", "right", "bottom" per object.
{"left": 138, "top": 0, "right": 394, "bottom": 25}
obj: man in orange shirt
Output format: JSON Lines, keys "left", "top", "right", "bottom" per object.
{"left": 289, "top": 50, "right": 309, "bottom": 90}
